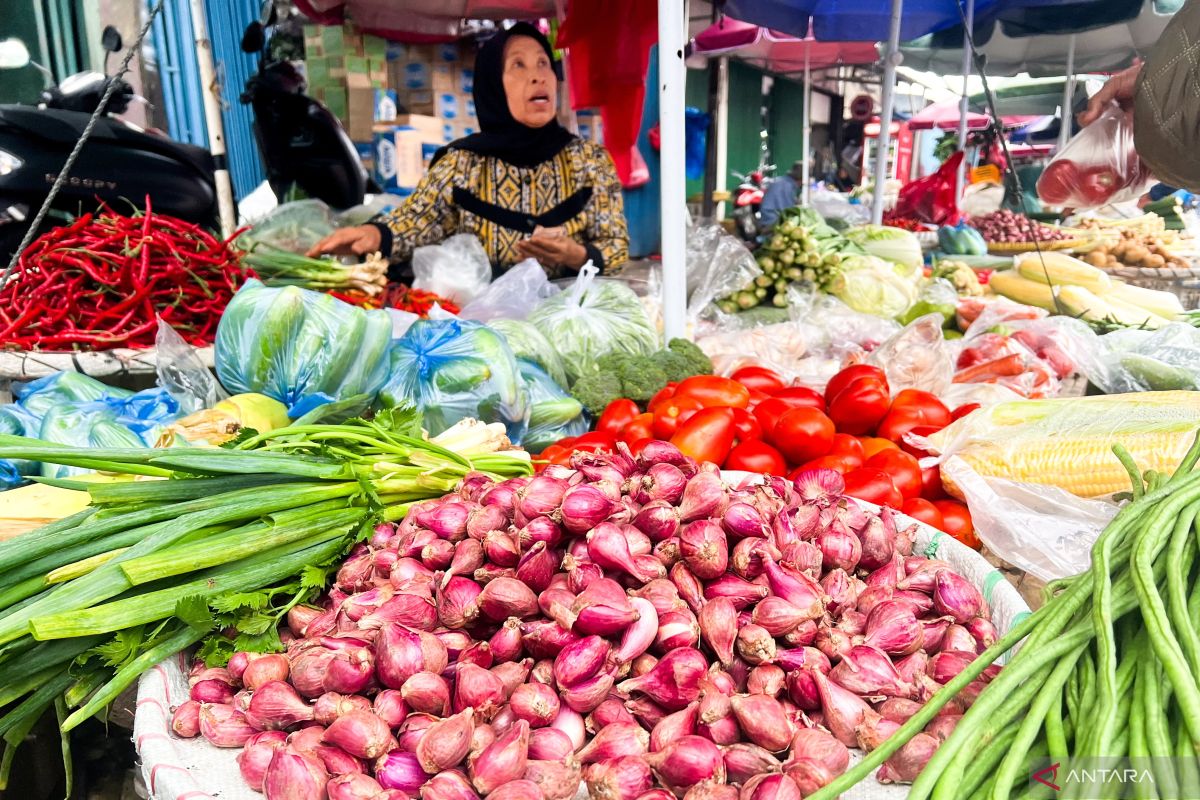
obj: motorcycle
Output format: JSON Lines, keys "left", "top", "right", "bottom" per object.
{"left": 0, "top": 2, "right": 367, "bottom": 262}
{"left": 730, "top": 166, "right": 773, "bottom": 241}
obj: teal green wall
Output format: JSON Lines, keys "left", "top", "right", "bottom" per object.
{"left": 769, "top": 76, "right": 807, "bottom": 176}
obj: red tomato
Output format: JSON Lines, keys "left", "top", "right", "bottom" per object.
{"left": 829, "top": 433, "right": 865, "bottom": 461}
{"left": 951, "top": 403, "right": 980, "bottom": 421}
{"left": 675, "top": 376, "right": 751, "bottom": 409}
{"left": 746, "top": 389, "right": 771, "bottom": 409}
{"left": 537, "top": 444, "right": 569, "bottom": 470}
{"left": 876, "top": 390, "right": 951, "bottom": 443}
{"left": 901, "top": 497, "right": 945, "bottom": 529}
{"left": 555, "top": 436, "right": 579, "bottom": 449}
{"left": 769, "top": 386, "right": 825, "bottom": 411}
{"left": 860, "top": 437, "right": 899, "bottom": 459}
{"left": 824, "top": 365, "right": 888, "bottom": 406}
{"left": 731, "top": 366, "right": 787, "bottom": 394}
{"left": 597, "top": 399, "right": 640, "bottom": 436}
{"left": 770, "top": 407, "right": 835, "bottom": 466}
{"left": 652, "top": 396, "right": 705, "bottom": 439}
{"left": 725, "top": 440, "right": 788, "bottom": 475}
{"left": 796, "top": 454, "right": 862, "bottom": 475}
{"left": 648, "top": 384, "right": 678, "bottom": 413}
{"left": 898, "top": 425, "right": 940, "bottom": 459}
{"left": 729, "top": 408, "right": 763, "bottom": 445}
{"left": 842, "top": 468, "right": 903, "bottom": 508}
{"left": 1079, "top": 165, "right": 1120, "bottom": 205}
{"left": 1035, "top": 159, "right": 1078, "bottom": 206}
{"left": 827, "top": 375, "right": 891, "bottom": 436}
{"left": 620, "top": 412, "right": 655, "bottom": 443}
{"left": 671, "top": 407, "right": 737, "bottom": 465}
{"left": 933, "top": 500, "right": 979, "bottom": 549}
{"left": 754, "top": 397, "right": 804, "bottom": 436}
{"left": 920, "top": 465, "right": 947, "bottom": 501}
{"left": 571, "top": 431, "right": 617, "bottom": 454}
{"left": 866, "top": 450, "right": 923, "bottom": 500}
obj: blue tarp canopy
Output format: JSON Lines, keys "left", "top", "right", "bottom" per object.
{"left": 720, "top": 0, "right": 1064, "bottom": 42}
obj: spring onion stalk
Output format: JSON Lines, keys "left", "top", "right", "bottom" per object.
{"left": 241, "top": 244, "right": 388, "bottom": 296}
{"left": 808, "top": 433, "right": 1200, "bottom": 800}
{"left": 45, "top": 549, "right": 128, "bottom": 585}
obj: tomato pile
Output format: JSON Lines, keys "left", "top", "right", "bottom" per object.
{"left": 537, "top": 365, "right": 980, "bottom": 549}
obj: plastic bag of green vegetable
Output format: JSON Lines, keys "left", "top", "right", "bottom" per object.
{"left": 489, "top": 318, "right": 570, "bottom": 387}
{"left": 381, "top": 319, "right": 530, "bottom": 442}
{"left": 519, "top": 360, "right": 588, "bottom": 452}
{"left": 527, "top": 265, "right": 660, "bottom": 386}
{"left": 829, "top": 254, "right": 921, "bottom": 319}
{"left": 215, "top": 280, "right": 393, "bottom": 415}
{"left": 844, "top": 224, "right": 924, "bottom": 275}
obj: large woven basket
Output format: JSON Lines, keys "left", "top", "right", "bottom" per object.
{"left": 133, "top": 488, "right": 1030, "bottom": 800}
{"left": 986, "top": 237, "right": 1090, "bottom": 255}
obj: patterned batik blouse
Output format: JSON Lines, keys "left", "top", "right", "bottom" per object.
{"left": 375, "top": 137, "right": 629, "bottom": 278}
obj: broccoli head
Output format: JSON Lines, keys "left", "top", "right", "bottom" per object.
{"left": 616, "top": 358, "right": 668, "bottom": 404}
{"left": 595, "top": 351, "right": 634, "bottom": 374}
{"left": 650, "top": 349, "right": 695, "bottom": 384}
{"left": 570, "top": 372, "right": 623, "bottom": 416}
{"left": 666, "top": 338, "right": 714, "bottom": 376}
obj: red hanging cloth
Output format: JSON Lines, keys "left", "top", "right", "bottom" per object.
{"left": 557, "top": 0, "right": 657, "bottom": 187}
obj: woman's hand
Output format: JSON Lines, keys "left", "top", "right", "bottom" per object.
{"left": 1077, "top": 63, "right": 1141, "bottom": 126}
{"left": 306, "top": 225, "right": 383, "bottom": 258}
{"left": 515, "top": 227, "right": 588, "bottom": 269}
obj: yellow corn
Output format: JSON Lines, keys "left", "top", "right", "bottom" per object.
{"left": 1016, "top": 251, "right": 1113, "bottom": 294}
{"left": 987, "top": 270, "right": 1059, "bottom": 312}
{"left": 929, "top": 392, "right": 1200, "bottom": 498}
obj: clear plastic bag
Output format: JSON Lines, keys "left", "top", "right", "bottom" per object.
{"left": 1084, "top": 323, "right": 1200, "bottom": 394}
{"left": 1036, "top": 104, "right": 1152, "bottom": 209}
{"left": 940, "top": 456, "right": 1116, "bottom": 582}
{"left": 526, "top": 265, "right": 660, "bottom": 386}
{"left": 809, "top": 187, "right": 871, "bottom": 226}
{"left": 868, "top": 313, "right": 955, "bottom": 395}
{"left": 412, "top": 234, "right": 493, "bottom": 305}
{"left": 519, "top": 359, "right": 588, "bottom": 452}
{"left": 685, "top": 224, "right": 761, "bottom": 325}
{"left": 381, "top": 318, "right": 530, "bottom": 442}
{"left": 488, "top": 319, "right": 570, "bottom": 388}
{"left": 238, "top": 199, "right": 336, "bottom": 253}
{"left": 215, "top": 280, "right": 393, "bottom": 415}
{"left": 457, "top": 259, "right": 560, "bottom": 322}
{"left": 155, "top": 319, "right": 226, "bottom": 414}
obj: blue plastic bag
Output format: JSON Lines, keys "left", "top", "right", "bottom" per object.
{"left": 381, "top": 319, "right": 530, "bottom": 442}
{"left": 519, "top": 360, "right": 588, "bottom": 453}
{"left": 215, "top": 280, "right": 393, "bottom": 415}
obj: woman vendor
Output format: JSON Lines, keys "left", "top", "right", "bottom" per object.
{"left": 308, "top": 23, "right": 629, "bottom": 277}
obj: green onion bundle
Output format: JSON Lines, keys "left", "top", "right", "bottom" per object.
{"left": 242, "top": 243, "right": 388, "bottom": 296}
{"left": 811, "top": 433, "right": 1200, "bottom": 800}
{"left": 0, "top": 412, "right": 531, "bottom": 783}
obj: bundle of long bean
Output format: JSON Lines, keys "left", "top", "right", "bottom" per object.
{"left": 0, "top": 411, "right": 531, "bottom": 784}
{"left": 810, "top": 432, "right": 1200, "bottom": 800}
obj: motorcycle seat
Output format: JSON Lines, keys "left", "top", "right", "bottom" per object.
{"left": 0, "top": 105, "right": 215, "bottom": 178}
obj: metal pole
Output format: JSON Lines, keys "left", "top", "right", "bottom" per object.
{"left": 871, "top": 0, "right": 904, "bottom": 224}
{"left": 801, "top": 44, "right": 812, "bottom": 206}
{"left": 955, "top": 0, "right": 975, "bottom": 203}
{"left": 714, "top": 56, "right": 729, "bottom": 219}
{"left": 1058, "top": 34, "right": 1077, "bottom": 154}
{"left": 658, "top": 0, "right": 689, "bottom": 341}
{"left": 189, "top": 0, "right": 237, "bottom": 237}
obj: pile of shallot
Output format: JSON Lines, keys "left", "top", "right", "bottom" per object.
{"left": 169, "top": 440, "right": 1000, "bottom": 800}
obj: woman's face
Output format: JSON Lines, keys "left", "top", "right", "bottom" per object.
{"left": 502, "top": 35, "right": 558, "bottom": 128}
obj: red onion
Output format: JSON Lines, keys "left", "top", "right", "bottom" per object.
{"left": 747, "top": 665, "right": 786, "bottom": 698}
{"left": 735, "top": 624, "right": 776, "bottom": 666}
{"left": 421, "top": 769, "right": 481, "bottom": 800}
{"left": 828, "top": 645, "right": 914, "bottom": 698}
{"left": 521, "top": 516, "right": 565, "bottom": 549}
{"left": 722, "top": 742, "right": 781, "bottom": 785}
{"left": 781, "top": 620, "right": 818, "bottom": 647}
{"left": 928, "top": 650, "right": 978, "bottom": 684}
{"left": 524, "top": 759, "right": 583, "bottom": 800}
{"left": 469, "top": 719, "right": 529, "bottom": 795}
{"left": 932, "top": 569, "right": 984, "bottom": 623}
{"left": 561, "top": 484, "right": 616, "bottom": 534}
{"left": 762, "top": 557, "right": 824, "bottom": 620}
{"left": 509, "top": 682, "right": 561, "bottom": 728}
{"left": 518, "top": 476, "right": 570, "bottom": 519}
{"left": 416, "top": 707, "right": 475, "bottom": 773}
{"left": 721, "top": 501, "right": 768, "bottom": 539}
{"left": 679, "top": 520, "right": 729, "bottom": 580}
{"left": 375, "top": 623, "right": 447, "bottom": 689}
{"left": 704, "top": 574, "right": 769, "bottom": 609}
{"left": 857, "top": 515, "right": 894, "bottom": 571}
{"left": 483, "top": 529, "right": 522, "bottom": 567}
{"left": 632, "top": 580, "right": 686, "bottom": 616}
{"left": 739, "top": 773, "right": 801, "bottom": 800}
{"left": 199, "top": 703, "right": 255, "bottom": 747}
{"left": 809, "top": 669, "right": 872, "bottom": 748}
{"left": 551, "top": 704, "right": 586, "bottom": 750}
{"left": 401, "top": 671, "right": 450, "bottom": 716}
{"left": 191, "top": 678, "right": 235, "bottom": 705}
{"left": 437, "top": 577, "right": 483, "bottom": 629}
{"left": 560, "top": 671, "right": 616, "bottom": 713}
{"left": 650, "top": 702, "right": 699, "bottom": 752}
{"left": 313, "top": 743, "right": 366, "bottom": 776}
{"left": 589, "top": 522, "right": 663, "bottom": 584}
{"left": 729, "top": 693, "right": 793, "bottom": 752}
{"left": 645, "top": 735, "right": 726, "bottom": 791}
{"left": 373, "top": 750, "right": 429, "bottom": 794}
{"left": 237, "top": 731, "right": 288, "bottom": 791}
{"left": 617, "top": 647, "right": 707, "bottom": 710}
{"left": 245, "top": 681, "right": 316, "bottom": 730}
{"left": 863, "top": 600, "right": 923, "bottom": 656}
{"left": 577, "top": 721, "right": 649, "bottom": 764}
{"left": 700, "top": 599, "right": 734, "bottom": 671}
{"left": 321, "top": 710, "right": 394, "bottom": 759}
{"left": 678, "top": 472, "right": 729, "bottom": 523}
{"left": 572, "top": 578, "right": 640, "bottom": 637}
{"left": 263, "top": 747, "right": 328, "bottom": 800}
{"left": 171, "top": 700, "right": 201, "bottom": 738}
{"left": 783, "top": 759, "right": 837, "bottom": 796}
{"left": 327, "top": 772, "right": 381, "bottom": 800}
{"left": 876, "top": 732, "right": 939, "bottom": 784}
{"left": 585, "top": 756, "right": 655, "bottom": 800}
{"left": 924, "top": 713, "right": 961, "bottom": 742}
{"left": 491, "top": 659, "right": 532, "bottom": 699}
{"left": 670, "top": 563, "right": 707, "bottom": 614}
{"left": 658, "top": 608, "right": 701, "bottom": 653}
{"left": 632, "top": 500, "right": 681, "bottom": 542}
{"left": 469, "top": 576, "right": 539, "bottom": 622}
{"left": 528, "top": 727, "right": 575, "bottom": 761}
{"left": 452, "top": 662, "right": 506, "bottom": 720}
{"left": 553, "top": 634, "right": 610, "bottom": 689}
{"left": 512, "top": 541, "right": 556, "bottom": 594}
{"left": 789, "top": 727, "right": 849, "bottom": 775}
{"left": 487, "top": 779, "right": 545, "bottom": 800}
{"left": 615, "top": 597, "right": 659, "bottom": 664}
{"left": 815, "top": 523, "right": 861, "bottom": 573}
{"left": 966, "top": 616, "right": 998, "bottom": 649}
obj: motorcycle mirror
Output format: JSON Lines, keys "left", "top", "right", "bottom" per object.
{"left": 0, "top": 38, "right": 30, "bottom": 70}
{"left": 101, "top": 25, "right": 123, "bottom": 53}
{"left": 241, "top": 22, "right": 266, "bottom": 54}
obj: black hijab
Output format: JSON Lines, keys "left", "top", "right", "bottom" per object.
{"left": 439, "top": 23, "right": 575, "bottom": 169}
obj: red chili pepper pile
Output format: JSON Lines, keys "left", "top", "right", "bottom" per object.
{"left": 0, "top": 205, "right": 251, "bottom": 351}
{"left": 379, "top": 284, "right": 461, "bottom": 316}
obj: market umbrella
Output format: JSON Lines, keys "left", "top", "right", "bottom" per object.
{"left": 690, "top": 19, "right": 881, "bottom": 72}
{"left": 907, "top": 99, "right": 993, "bottom": 130}
{"left": 900, "top": 0, "right": 1174, "bottom": 76}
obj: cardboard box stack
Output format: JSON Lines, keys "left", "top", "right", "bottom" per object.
{"left": 303, "top": 24, "right": 396, "bottom": 149}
